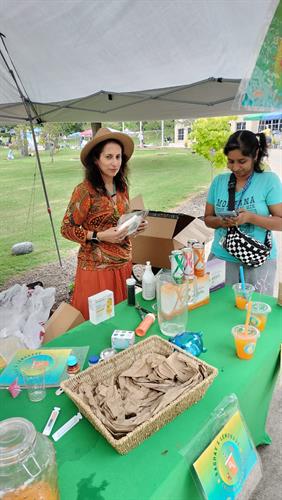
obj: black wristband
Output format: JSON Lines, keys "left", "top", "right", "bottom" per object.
{"left": 90, "top": 231, "right": 100, "bottom": 244}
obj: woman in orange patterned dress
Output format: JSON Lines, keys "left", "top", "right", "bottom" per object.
{"left": 61, "top": 128, "right": 146, "bottom": 319}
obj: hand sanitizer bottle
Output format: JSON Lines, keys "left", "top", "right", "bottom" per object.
{"left": 142, "top": 261, "right": 156, "bottom": 300}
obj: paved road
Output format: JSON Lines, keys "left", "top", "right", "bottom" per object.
{"left": 268, "top": 149, "right": 282, "bottom": 290}
{"left": 249, "top": 147, "right": 282, "bottom": 500}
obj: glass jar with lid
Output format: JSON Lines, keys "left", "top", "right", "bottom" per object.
{"left": 156, "top": 270, "right": 188, "bottom": 336}
{"left": 0, "top": 417, "right": 59, "bottom": 499}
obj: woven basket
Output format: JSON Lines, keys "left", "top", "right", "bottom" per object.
{"left": 61, "top": 335, "right": 218, "bottom": 454}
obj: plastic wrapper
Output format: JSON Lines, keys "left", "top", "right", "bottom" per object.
{"left": 117, "top": 210, "right": 148, "bottom": 235}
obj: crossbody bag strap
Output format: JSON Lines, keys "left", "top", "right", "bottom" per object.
{"left": 227, "top": 172, "right": 254, "bottom": 210}
{"left": 227, "top": 173, "right": 236, "bottom": 210}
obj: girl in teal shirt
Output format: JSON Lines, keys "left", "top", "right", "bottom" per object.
{"left": 204, "top": 130, "right": 282, "bottom": 295}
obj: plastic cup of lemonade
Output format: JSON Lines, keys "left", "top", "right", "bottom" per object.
{"left": 247, "top": 301, "right": 272, "bottom": 332}
{"left": 232, "top": 283, "right": 255, "bottom": 310}
{"left": 231, "top": 324, "right": 260, "bottom": 360}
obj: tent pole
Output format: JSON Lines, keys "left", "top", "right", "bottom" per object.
{"left": 0, "top": 34, "right": 62, "bottom": 266}
{"left": 27, "top": 114, "right": 63, "bottom": 267}
{"left": 161, "top": 120, "right": 164, "bottom": 147}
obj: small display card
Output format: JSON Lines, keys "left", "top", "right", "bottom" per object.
{"left": 193, "top": 410, "right": 259, "bottom": 499}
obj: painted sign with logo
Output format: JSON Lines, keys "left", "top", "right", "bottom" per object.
{"left": 193, "top": 410, "right": 258, "bottom": 499}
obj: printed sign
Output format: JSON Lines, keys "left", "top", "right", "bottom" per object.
{"left": 193, "top": 410, "right": 259, "bottom": 499}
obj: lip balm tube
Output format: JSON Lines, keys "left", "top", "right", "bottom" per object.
{"left": 135, "top": 313, "right": 155, "bottom": 337}
{"left": 43, "top": 407, "right": 61, "bottom": 436}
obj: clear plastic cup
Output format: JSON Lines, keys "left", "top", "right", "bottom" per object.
{"left": 231, "top": 324, "right": 260, "bottom": 360}
{"left": 247, "top": 301, "right": 272, "bottom": 331}
{"left": 232, "top": 283, "right": 255, "bottom": 310}
{"left": 21, "top": 367, "right": 46, "bottom": 402}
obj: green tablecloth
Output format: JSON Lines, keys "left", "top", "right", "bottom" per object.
{"left": 1, "top": 287, "right": 281, "bottom": 499}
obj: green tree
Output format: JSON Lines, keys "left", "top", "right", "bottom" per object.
{"left": 39, "top": 123, "right": 66, "bottom": 162}
{"left": 40, "top": 123, "right": 64, "bottom": 148}
{"left": 189, "top": 117, "right": 236, "bottom": 168}
{"left": 14, "top": 124, "right": 29, "bottom": 156}
{"left": 60, "top": 122, "right": 86, "bottom": 135}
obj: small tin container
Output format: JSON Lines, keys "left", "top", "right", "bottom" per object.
{"left": 99, "top": 348, "right": 117, "bottom": 362}
{"left": 193, "top": 243, "right": 205, "bottom": 277}
{"left": 182, "top": 246, "right": 194, "bottom": 279}
{"left": 67, "top": 355, "right": 80, "bottom": 375}
{"left": 170, "top": 249, "right": 184, "bottom": 283}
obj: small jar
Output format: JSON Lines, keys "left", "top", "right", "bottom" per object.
{"left": 67, "top": 354, "right": 80, "bottom": 375}
{"left": 88, "top": 355, "right": 100, "bottom": 367}
{"left": 100, "top": 348, "right": 117, "bottom": 361}
{"left": 0, "top": 417, "right": 59, "bottom": 499}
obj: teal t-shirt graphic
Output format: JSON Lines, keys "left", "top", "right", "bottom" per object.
{"left": 207, "top": 171, "right": 282, "bottom": 263}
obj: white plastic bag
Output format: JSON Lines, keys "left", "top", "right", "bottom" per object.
{"left": 0, "top": 284, "right": 55, "bottom": 356}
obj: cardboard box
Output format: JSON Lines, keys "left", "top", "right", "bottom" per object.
{"left": 88, "top": 290, "right": 114, "bottom": 325}
{"left": 130, "top": 195, "right": 213, "bottom": 268}
{"left": 111, "top": 330, "right": 135, "bottom": 350}
{"left": 43, "top": 302, "right": 85, "bottom": 344}
{"left": 206, "top": 258, "right": 226, "bottom": 292}
{"left": 188, "top": 274, "right": 210, "bottom": 310}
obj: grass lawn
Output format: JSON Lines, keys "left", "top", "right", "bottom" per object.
{"left": 0, "top": 146, "right": 211, "bottom": 285}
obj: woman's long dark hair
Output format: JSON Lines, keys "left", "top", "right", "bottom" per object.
{"left": 223, "top": 130, "right": 268, "bottom": 173}
{"left": 83, "top": 139, "right": 129, "bottom": 193}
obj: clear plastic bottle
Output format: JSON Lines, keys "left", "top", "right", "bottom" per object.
{"left": 142, "top": 261, "right": 156, "bottom": 300}
{"left": 0, "top": 417, "right": 59, "bottom": 499}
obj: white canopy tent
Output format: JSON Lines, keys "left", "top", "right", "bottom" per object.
{"left": 0, "top": 0, "right": 279, "bottom": 266}
{"left": 0, "top": 0, "right": 279, "bottom": 123}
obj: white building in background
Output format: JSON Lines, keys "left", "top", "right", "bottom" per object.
{"left": 174, "top": 113, "right": 282, "bottom": 147}
{"left": 229, "top": 118, "right": 258, "bottom": 133}
{"left": 174, "top": 119, "right": 193, "bottom": 146}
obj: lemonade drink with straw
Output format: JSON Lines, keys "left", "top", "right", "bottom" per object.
{"left": 232, "top": 283, "right": 254, "bottom": 309}
{"left": 235, "top": 267, "right": 250, "bottom": 309}
{"left": 236, "top": 296, "right": 248, "bottom": 310}
{"left": 248, "top": 302, "right": 272, "bottom": 331}
{"left": 232, "top": 325, "right": 260, "bottom": 360}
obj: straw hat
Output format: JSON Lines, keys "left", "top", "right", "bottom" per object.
{"left": 80, "top": 128, "right": 134, "bottom": 166}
